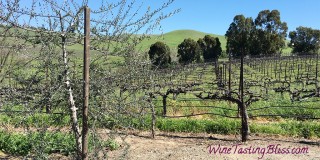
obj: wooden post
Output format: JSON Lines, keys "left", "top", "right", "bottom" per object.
{"left": 316, "top": 50, "right": 319, "bottom": 95}
{"left": 274, "top": 62, "right": 277, "bottom": 80}
{"left": 228, "top": 53, "right": 231, "bottom": 93}
{"left": 82, "top": 6, "right": 90, "bottom": 160}
{"left": 267, "top": 62, "right": 269, "bottom": 77}
{"left": 228, "top": 57, "right": 231, "bottom": 93}
{"left": 162, "top": 95, "right": 167, "bottom": 116}
{"left": 228, "top": 52, "right": 233, "bottom": 116}
{"left": 285, "top": 62, "right": 287, "bottom": 81}
{"left": 297, "top": 64, "right": 300, "bottom": 79}
{"left": 224, "top": 63, "right": 227, "bottom": 86}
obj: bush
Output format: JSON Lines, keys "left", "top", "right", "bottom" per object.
{"left": 289, "top": 26, "right": 320, "bottom": 54}
{"left": 197, "top": 35, "right": 222, "bottom": 62}
{"left": 148, "top": 41, "right": 171, "bottom": 68}
{"left": 177, "top": 38, "right": 202, "bottom": 64}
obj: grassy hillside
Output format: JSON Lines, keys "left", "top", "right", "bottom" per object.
{"left": 137, "top": 29, "right": 292, "bottom": 56}
{"left": 0, "top": 26, "right": 292, "bottom": 59}
{"left": 137, "top": 30, "right": 227, "bottom": 53}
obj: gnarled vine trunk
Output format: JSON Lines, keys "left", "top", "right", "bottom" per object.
{"left": 239, "top": 103, "right": 250, "bottom": 142}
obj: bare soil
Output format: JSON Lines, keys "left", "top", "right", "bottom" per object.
{"left": 1, "top": 129, "right": 319, "bottom": 160}
{"left": 107, "top": 130, "right": 320, "bottom": 160}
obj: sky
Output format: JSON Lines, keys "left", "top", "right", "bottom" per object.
{"left": 13, "top": 0, "right": 320, "bottom": 36}
{"left": 142, "top": 0, "right": 320, "bottom": 35}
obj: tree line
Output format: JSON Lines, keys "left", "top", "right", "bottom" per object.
{"left": 148, "top": 35, "right": 222, "bottom": 68}
{"left": 149, "top": 9, "right": 320, "bottom": 68}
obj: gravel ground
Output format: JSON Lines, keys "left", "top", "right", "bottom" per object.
{"left": 108, "top": 131, "right": 320, "bottom": 160}
{"left": 1, "top": 129, "right": 319, "bottom": 160}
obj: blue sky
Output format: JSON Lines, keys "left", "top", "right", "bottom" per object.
{"left": 15, "top": 0, "right": 320, "bottom": 36}
{"left": 147, "top": 0, "right": 320, "bottom": 35}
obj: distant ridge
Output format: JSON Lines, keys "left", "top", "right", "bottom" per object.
{"left": 137, "top": 29, "right": 292, "bottom": 54}
{"left": 137, "top": 29, "right": 226, "bottom": 52}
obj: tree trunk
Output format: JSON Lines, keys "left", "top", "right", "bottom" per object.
{"left": 240, "top": 47, "right": 249, "bottom": 142}
{"left": 240, "top": 103, "right": 249, "bottom": 142}
{"left": 62, "top": 36, "right": 82, "bottom": 157}
{"left": 148, "top": 95, "right": 156, "bottom": 138}
{"left": 151, "top": 103, "right": 156, "bottom": 139}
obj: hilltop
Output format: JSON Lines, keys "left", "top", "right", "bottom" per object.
{"left": 137, "top": 29, "right": 227, "bottom": 52}
{"left": 137, "top": 29, "right": 292, "bottom": 55}
{"left": 0, "top": 26, "right": 291, "bottom": 56}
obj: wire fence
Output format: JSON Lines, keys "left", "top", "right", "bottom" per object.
{"left": 147, "top": 55, "right": 320, "bottom": 125}
{"left": 1, "top": 43, "right": 320, "bottom": 158}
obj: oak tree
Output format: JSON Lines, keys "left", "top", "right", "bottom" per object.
{"left": 148, "top": 41, "right": 171, "bottom": 68}
{"left": 225, "top": 15, "right": 253, "bottom": 58}
{"left": 197, "top": 35, "right": 222, "bottom": 62}
{"left": 225, "top": 10, "right": 288, "bottom": 57}
{"left": 289, "top": 26, "right": 320, "bottom": 54}
{"left": 253, "top": 10, "right": 288, "bottom": 56}
{"left": 177, "top": 38, "right": 201, "bottom": 64}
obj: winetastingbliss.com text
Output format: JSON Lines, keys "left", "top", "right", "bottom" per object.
{"left": 207, "top": 144, "right": 309, "bottom": 159}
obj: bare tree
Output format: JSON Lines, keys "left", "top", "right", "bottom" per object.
{"left": 0, "top": 0, "right": 179, "bottom": 158}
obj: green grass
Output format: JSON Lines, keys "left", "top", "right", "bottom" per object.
{"left": 0, "top": 129, "right": 119, "bottom": 157}
{"left": 156, "top": 117, "right": 240, "bottom": 134}
{"left": 0, "top": 130, "right": 76, "bottom": 156}
{"left": 251, "top": 120, "right": 320, "bottom": 138}
{"left": 0, "top": 113, "right": 71, "bottom": 127}
{"left": 137, "top": 30, "right": 227, "bottom": 53}
{"left": 155, "top": 118, "right": 320, "bottom": 138}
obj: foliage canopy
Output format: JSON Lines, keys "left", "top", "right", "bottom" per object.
{"left": 225, "top": 10, "right": 288, "bottom": 57}
{"left": 289, "top": 26, "right": 320, "bottom": 54}
{"left": 177, "top": 38, "right": 201, "bottom": 64}
{"left": 197, "top": 35, "right": 222, "bottom": 61}
{"left": 148, "top": 41, "right": 171, "bottom": 68}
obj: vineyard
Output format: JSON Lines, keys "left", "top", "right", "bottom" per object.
{"left": 0, "top": 1, "right": 319, "bottom": 159}
{"left": 150, "top": 54, "right": 320, "bottom": 120}
{"left": 1, "top": 49, "right": 320, "bottom": 158}
{"left": 106, "top": 54, "right": 320, "bottom": 139}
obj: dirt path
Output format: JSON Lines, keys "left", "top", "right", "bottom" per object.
{"left": 1, "top": 128, "right": 319, "bottom": 159}
{"left": 108, "top": 131, "right": 320, "bottom": 160}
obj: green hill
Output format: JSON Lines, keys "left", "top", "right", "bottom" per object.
{"left": 0, "top": 26, "right": 291, "bottom": 58}
{"left": 137, "top": 30, "right": 227, "bottom": 53}
{"left": 137, "top": 29, "right": 293, "bottom": 56}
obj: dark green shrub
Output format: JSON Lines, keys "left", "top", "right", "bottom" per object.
{"left": 177, "top": 38, "right": 202, "bottom": 64}
{"left": 148, "top": 41, "right": 171, "bottom": 68}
